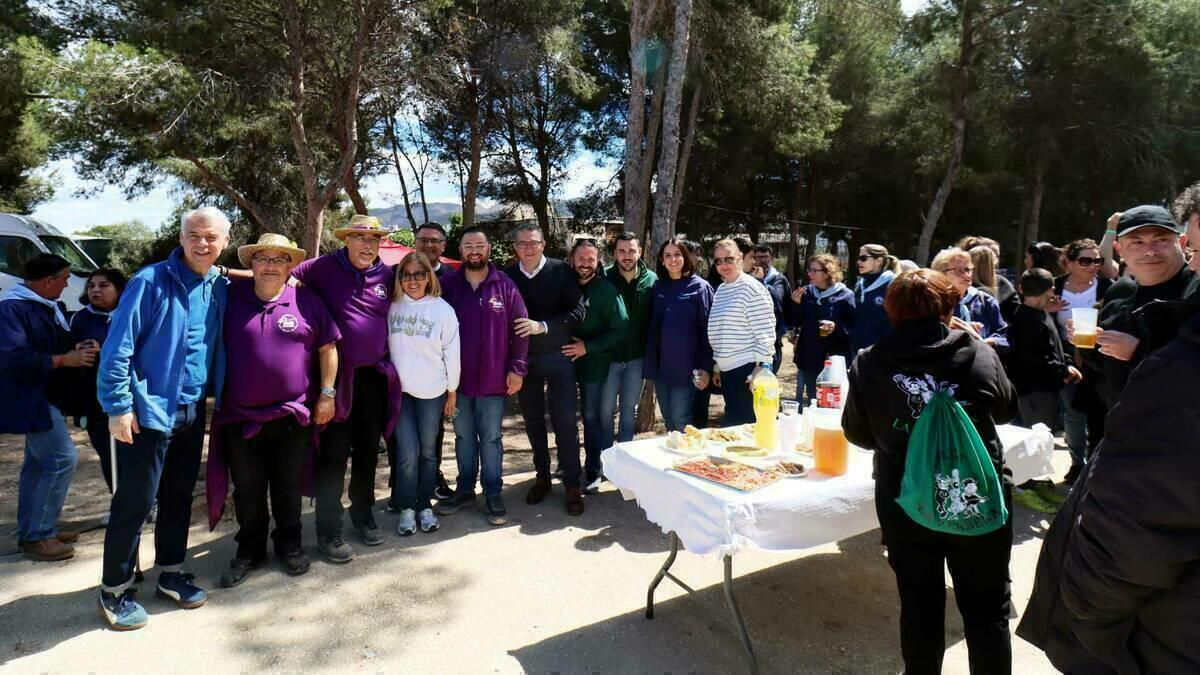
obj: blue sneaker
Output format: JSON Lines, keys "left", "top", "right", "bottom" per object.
{"left": 156, "top": 571, "right": 207, "bottom": 609}
{"left": 99, "top": 589, "right": 148, "bottom": 631}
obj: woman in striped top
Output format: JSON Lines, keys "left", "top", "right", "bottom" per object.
{"left": 707, "top": 239, "right": 777, "bottom": 426}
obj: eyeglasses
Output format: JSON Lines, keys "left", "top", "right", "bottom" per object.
{"left": 401, "top": 271, "right": 429, "bottom": 282}
{"left": 251, "top": 256, "right": 290, "bottom": 266}
{"left": 1073, "top": 256, "right": 1106, "bottom": 267}
{"left": 714, "top": 256, "right": 738, "bottom": 266}
{"left": 807, "top": 267, "right": 827, "bottom": 274}
{"left": 945, "top": 266, "right": 975, "bottom": 276}
{"left": 416, "top": 237, "right": 445, "bottom": 245}
{"left": 515, "top": 240, "right": 544, "bottom": 249}
{"left": 857, "top": 254, "right": 880, "bottom": 262}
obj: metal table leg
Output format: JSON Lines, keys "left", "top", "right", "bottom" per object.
{"left": 724, "top": 554, "right": 759, "bottom": 674}
{"left": 646, "top": 531, "right": 680, "bottom": 619}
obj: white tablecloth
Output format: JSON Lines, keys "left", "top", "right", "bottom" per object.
{"left": 601, "top": 424, "right": 1055, "bottom": 558}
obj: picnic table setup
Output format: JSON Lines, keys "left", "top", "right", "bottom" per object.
{"left": 601, "top": 418, "right": 1055, "bottom": 674}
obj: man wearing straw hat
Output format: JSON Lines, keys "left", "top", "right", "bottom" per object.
{"left": 96, "top": 206, "right": 232, "bottom": 630}
{"left": 206, "top": 234, "right": 341, "bottom": 588}
{"left": 290, "top": 214, "right": 401, "bottom": 562}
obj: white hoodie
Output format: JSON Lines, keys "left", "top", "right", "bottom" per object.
{"left": 387, "top": 294, "right": 461, "bottom": 399}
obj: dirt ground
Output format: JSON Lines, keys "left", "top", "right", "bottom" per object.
{"left": 0, "top": 343, "right": 1065, "bottom": 674}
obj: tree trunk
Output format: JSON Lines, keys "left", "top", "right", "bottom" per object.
{"left": 383, "top": 116, "right": 418, "bottom": 229}
{"left": 343, "top": 166, "right": 368, "bottom": 215}
{"left": 649, "top": 0, "right": 694, "bottom": 254}
{"left": 623, "top": 0, "right": 658, "bottom": 240}
{"left": 788, "top": 164, "right": 804, "bottom": 282}
{"left": 1025, "top": 155, "right": 1046, "bottom": 252}
{"left": 669, "top": 75, "right": 702, "bottom": 230}
{"left": 915, "top": 1, "right": 974, "bottom": 265}
{"left": 183, "top": 155, "right": 273, "bottom": 233}
{"left": 463, "top": 85, "right": 483, "bottom": 227}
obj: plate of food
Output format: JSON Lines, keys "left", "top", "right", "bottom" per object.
{"left": 723, "top": 444, "right": 771, "bottom": 458}
{"left": 769, "top": 460, "right": 808, "bottom": 478}
{"left": 670, "top": 456, "right": 783, "bottom": 492}
{"left": 659, "top": 430, "right": 707, "bottom": 455}
{"left": 686, "top": 424, "right": 754, "bottom": 444}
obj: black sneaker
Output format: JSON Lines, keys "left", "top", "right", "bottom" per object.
{"left": 1063, "top": 463, "right": 1084, "bottom": 485}
{"left": 434, "top": 492, "right": 476, "bottom": 515}
{"left": 486, "top": 495, "right": 508, "bottom": 526}
{"left": 220, "top": 556, "right": 267, "bottom": 589}
{"left": 552, "top": 466, "right": 564, "bottom": 481}
{"left": 317, "top": 535, "right": 355, "bottom": 564}
{"left": 280, "top": 547, "right": 310, "bottom": 576}
{"left": 433, "top": 484, "right": 455, "bottom": 502}
{"left": 385, "top": 497, "right": 403, "bottom": 513}
{"left": 353, "top": 514, "right": 385, "bottom": 547}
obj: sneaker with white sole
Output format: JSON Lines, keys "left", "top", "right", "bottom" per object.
{"left": 396, "top": 508, "right": 416, "bottom": 536}
{"left": 418, "top": 508, "right": 439, "bottom": 533}
{"left": 156, "top": 571, "right": 207, "bottom": 609}
{"left": 99, "top": 588, "right": 148, "bottom": 631}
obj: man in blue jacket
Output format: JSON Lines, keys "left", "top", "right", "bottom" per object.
{"left": 96, "top": 207, "right": 232, "bottom": 631}
{"left": 0, "top": 254, "right": 97, "bottom": 562}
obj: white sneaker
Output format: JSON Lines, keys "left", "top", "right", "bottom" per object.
{"left": 396, "top": 508, "right": 416, "bottom": 536}
{"left": 418, "top": 508, "right": 439, "bottom": 533}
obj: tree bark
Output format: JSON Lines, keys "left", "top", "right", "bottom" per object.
{"left": 669, "top": 74, "right": 702, "bottom": 230}
{"left": 463, "top": 79, "right": 484, "bottom": 227}
{"left": 915, "top": 0, "right": 974, "bottom": 265}
{"left": 649, "top": 0, "right": 694, "bottom": 254}
{"left": 343, "top": 166, "right": 368, "bottom": 215}
{"left": 384, "top": 118, "right": 418, "bottom": 230}
{"left": 182, "top": 155, "right": 273, "bottom": 233}
{"left": 1025, "top": 154, "right": 1046, "bottom": 253}
{"left": 623, "top": 0, "right": 663, "bottom": 242}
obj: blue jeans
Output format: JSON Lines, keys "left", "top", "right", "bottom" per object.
{"left": 102, "top": 400, "right": 206, "bottom": 593}
{"left": 720, "top": 362, "right": 757, "bottom": 426}
{"left": 795, "top": 370, "right": 819, "bottom": 405}
{"left": 18, "top": 405, "right": 78, "bottom": 542}
{"left": 603, "top": 358, "right": 644, "bottom": 444}
{"left": 393, "top": 393, "right": 446, "bottom": 511}
{"left": 655, "top": 380, "right": 695, "bottom": 432}
{"left": 453, "top": 395, "right": 506, "bottom": 497}
{"left": 1059, "top": 383, "right": 1088, "bottom": 467}
{"left": 579, "top": 381, "right": 607, "bottom": 480}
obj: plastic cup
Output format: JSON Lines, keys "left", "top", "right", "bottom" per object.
{"left": 781, "top": 400, "right": 800, "bottom": 417}
{"left": 1072, "top": 308, "right": 1099, "bottom": 349}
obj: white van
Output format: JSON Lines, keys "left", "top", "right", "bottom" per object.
{"left": 0, "top": 213, "right": 99, "bottom": 313}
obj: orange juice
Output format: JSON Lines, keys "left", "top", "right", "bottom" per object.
{"left": 1074, "top": 332, "right": 1097, "bottom": 349}
{"left": 813, "top": 426, "right": 849, "bottom": 476}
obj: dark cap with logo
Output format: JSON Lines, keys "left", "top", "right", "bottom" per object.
{"left": 1117, "top": 205, "right": 1182, "bottom": 237}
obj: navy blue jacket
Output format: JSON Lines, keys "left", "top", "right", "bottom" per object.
{"left": 70, "top": 305, "right": 114, "bottom": 422}
{"left": 0, "top": 296, "right": 76, "bottom": 433}
{"left": 644, "top": 275, "right": 714, "bottom": 387}
{"left": 851, "top": 272, "right": 895, "bottom": 357}
{"left": 787, "top": 283, "right": 855, "bottom": 373}
{"left": 759, "top": 268, "right": 791, "bottom": 340}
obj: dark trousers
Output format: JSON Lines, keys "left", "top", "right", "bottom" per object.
{"left": 720, "top": 362, "right": 757, "bottom": 426}
{"left": 877, "top": 479, "right": 1014, "bottom": 675}
{"left": 223, "top": 417, "right": 308, "bottom": 560}
{"left": 519, "top": 351, "right": 581, "bottom": 485}
{"left": 84, "top": 410, "right": 113, "bottom": 492}
{"left": 101, "top": 400, "right": 206, "bottom": 592}
{"left": 315, "top": 367, "right": 386, "bottom": 537}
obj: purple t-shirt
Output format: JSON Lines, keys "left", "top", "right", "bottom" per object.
{"left": 291, "top": 248, "right": 393, "bottom": 370}
{"left": 222, "top": 281, "right": 341, "bottom": 411}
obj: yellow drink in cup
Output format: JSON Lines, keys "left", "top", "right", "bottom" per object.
{"left": 1072, "top": 307, "right": 1099, "bottom": 349}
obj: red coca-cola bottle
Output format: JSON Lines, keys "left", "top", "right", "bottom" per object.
{"left": 815, "top": 359, "right": 842, "bottom": 409}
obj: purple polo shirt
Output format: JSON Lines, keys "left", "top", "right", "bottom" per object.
{"left": 291, "top": 248, "right": 393, "bottom": 370}
{"left": 221, "top": 281, "right": 341, "bottom": 412}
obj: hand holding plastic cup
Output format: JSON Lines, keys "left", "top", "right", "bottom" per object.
{"left": 819, "top": 320, "right": 835, "bottom": 337}
{"left": 1072, "top": 308, "right": 1099, "bottom": 348}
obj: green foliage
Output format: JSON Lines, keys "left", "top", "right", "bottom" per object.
{"left": 388, "top": 228, "right": 415, "bottom": 246}
{"left": 77, "top": 219, "right": 154, "bottom": 275}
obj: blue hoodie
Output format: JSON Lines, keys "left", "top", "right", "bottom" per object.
{"left": 787, "top": 282, "right": 856, "bottom": 373}
{"left": 98, "top": 249, "right": 228, "bottom": 432}
{"left": 644, "top": 274, "right": 715, "bottom": 387}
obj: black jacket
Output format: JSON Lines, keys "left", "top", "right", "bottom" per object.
{"left": 977, "top": 275, "right": 1020, "bottom": 323}
{"left": 842, "top": 319, "right": 1017, "bottom": 485}
{"left": 504, "top": 257, "right": 586, "bottom": 355}
{"left": 1008, "top": 304, "right": 1070, "bottom": 394}
{"left": 1018, "top": 307, "right": 1200, "bottom": 674}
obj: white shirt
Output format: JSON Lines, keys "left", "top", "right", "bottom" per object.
{"left": 387, "top": 294, "right": 461, "bottom": 399}
{"left": 1056, "top": 279, "right": 1099, "bottom": 332}
{"left": 518, "top": 255, "right": 547, "bottom": 279}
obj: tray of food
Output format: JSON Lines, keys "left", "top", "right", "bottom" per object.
{"left": 669, "top": 456, "right": 783, "bottom": 492}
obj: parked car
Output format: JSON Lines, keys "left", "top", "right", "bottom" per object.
{"left": 71, "top": 235, "right": 113, "bottom": 268}
{"left": 0, "top": 213, "right": 99, "bottom": 312}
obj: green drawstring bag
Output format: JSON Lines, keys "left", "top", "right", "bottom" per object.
{"left": 896, "top": 390, "right": 1008, "bottom": 535}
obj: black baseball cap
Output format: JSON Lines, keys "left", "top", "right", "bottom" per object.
{"left": 1117, "top": 205, "right": 1182, "bottom": 237}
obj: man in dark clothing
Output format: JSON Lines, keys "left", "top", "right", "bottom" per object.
{"left": 1018, "top": 307, "right": 1200, "bottom": 674}
{"left": 1009, "top": 268, "right": 1081, "bottom": 428}
{"left": 504, "top": 224, "right": 587, "bottom": 515}
{"left": 751, "top": 243, "right": 792, "bottom": 373}
{"left": 1076, "top": 205, "right": 1194, "bottom": 408}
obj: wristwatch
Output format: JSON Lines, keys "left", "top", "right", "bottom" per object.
{"left": 319, "top": 387, "right": 337, "bottom": 399}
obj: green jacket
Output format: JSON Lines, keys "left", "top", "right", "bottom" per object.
{"left": 575, "top": 276, "right": 629, "bottom": 383}
{"left": 604, "top": 261, "right": 657, "bottom": 363}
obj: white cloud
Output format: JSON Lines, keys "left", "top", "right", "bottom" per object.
{"left": 29, "top": 160, "right": 178, "bottom": 233}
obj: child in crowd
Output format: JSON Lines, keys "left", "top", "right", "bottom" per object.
{"left": 1008, "top": 268, "right": 1081, "bottom": 428}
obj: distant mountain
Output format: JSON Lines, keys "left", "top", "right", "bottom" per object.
{"left": 371, "top": 202, "right": 504, "bottom": 229}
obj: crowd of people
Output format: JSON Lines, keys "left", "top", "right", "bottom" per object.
{"left": 2, "top": 180, "right": 1199, "bottom": 671}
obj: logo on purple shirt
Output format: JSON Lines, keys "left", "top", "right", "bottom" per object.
{"left": 488, "top": 296, "right": 505, "bottom": 312}
{"left": 277, "top": 313, "right": 299, "bottom": 332}
{"left": 372, "top": 283, "right": 388, "bottom": 299}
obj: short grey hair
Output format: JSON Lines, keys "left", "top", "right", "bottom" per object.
{"left": 181, "top": 206, "right": 232, "bottom": 235}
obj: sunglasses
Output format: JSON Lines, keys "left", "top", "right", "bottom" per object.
{"left": 1073, "top": 256, "right": 1106, "bottom": 267}
{"left": 857, "top": 254, "right": 880, "bottom": 262}
{"left": 807, "top": 267, "right": 828, "bottom": 274}
{"left": 714, "top": 256, "right": 738, "bottom": 266}
{"left": 401, "top": 271, "right": 429, "bottom": 282}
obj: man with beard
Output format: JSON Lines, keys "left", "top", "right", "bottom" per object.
{"left": 504, "top": 224, "right": 587, "bottom": 516}
{"left": 435, "top": 229, "right": 528, "bottom": 526}
{"left": 603, "top": 232, "right": 657, "bottom": 445}
{"left": 563, "top": 239, "right": 628, "bottom": 493}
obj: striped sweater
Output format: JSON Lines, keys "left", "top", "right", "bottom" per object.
{"left": 708, "top": 272, "right": 777, "bottom": 372}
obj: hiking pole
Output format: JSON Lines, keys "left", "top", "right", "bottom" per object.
{"left": 111, "top": 436, "right": 143, "bottom": 583}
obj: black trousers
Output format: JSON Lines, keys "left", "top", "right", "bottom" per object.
{"left": 223, "top": 417, "right": 308, "bottom": 560}
{"left": 877, "top": 479, "right": 1014, "bottom": 675}
{"left": 518, "top": 351, "right": 581, "bottom": 485}
{"left": 314, "top": 367, "right": 386, "bottom": 537}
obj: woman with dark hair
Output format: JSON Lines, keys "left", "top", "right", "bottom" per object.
{"left": 843, "top": 269, "right": 1017, "bottom": 674}
{"left": 787, "top": 254, "right": 855, "bottom": 403}
{"left": 850, "top": 244, "right": 902, "bottom": 357}
{"left": 644, "top": 239, "right": 714, "bottom": 431}
{"left": 70, "top": 268, "right": 128, "bottom": 492}
{"left": 1050, "top": 239, "right": 1112, "bottom": 483}
{"left": 1025, "top": 241, "right": 1064, "bottom": 276}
